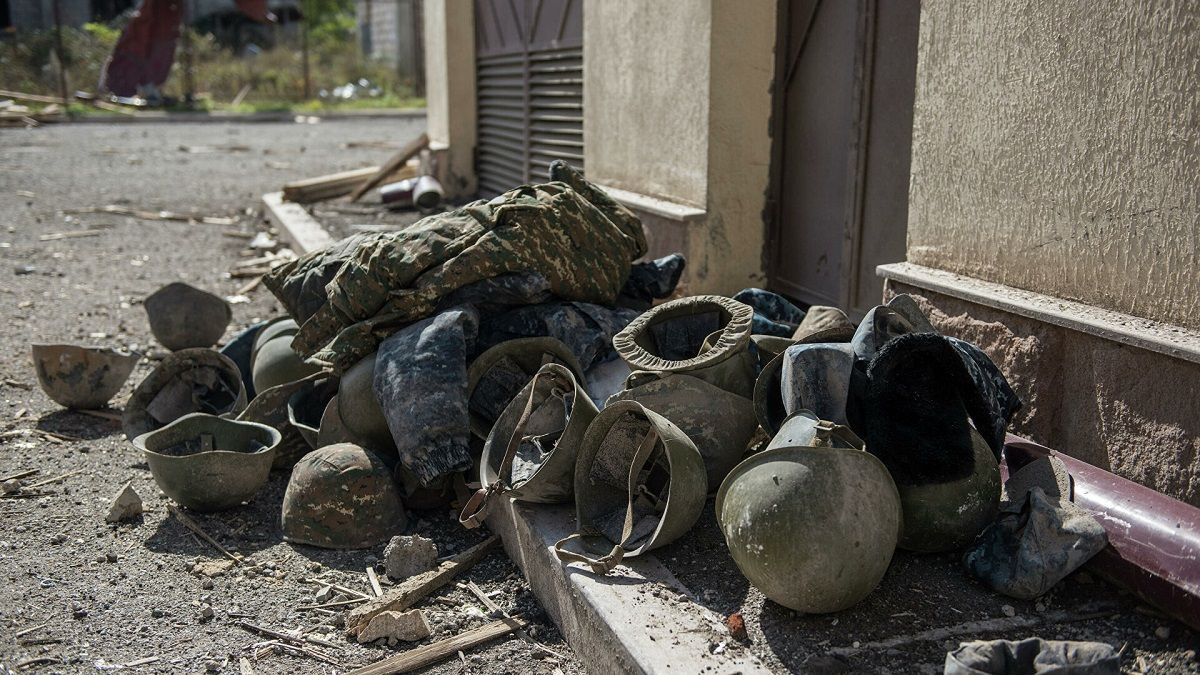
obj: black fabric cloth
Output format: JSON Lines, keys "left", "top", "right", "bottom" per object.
{"left": 477, "top": 301, "right": 640, "bottom": 369}
{"left": 619, "top": 254, "right": 686, "bottom": 309}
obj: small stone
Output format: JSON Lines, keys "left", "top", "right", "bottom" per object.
{"left": 201, "top": 578, "right": 214, "bottom": 590}
{"left": 725, "top": 612, "right": 748, "bottom": 641}
{"left": 383, "top": 535, "right": 439, "bottom": 581}
{"left": 198, "top": 604, "right": 215, "bottom": 621}
{"left": 192, "top": 559, "right": 235, "bottom": 578}
{"left": 1, "top": 479, "right": 20, "bottom": 494}
{"left": 314, "top": 585, "right": 334, "bottom": 603}
{"left": 1001, "top": 605, "right": 1016, "bottom": 618}
{"left": 204, "top": 660, "right": 220, "bottom": 672}
{"left": 73, "top": 607, "right": 89, "bottom": 619}
{"left": 357, "top": 609, "right": 432, "bottom": 644}
{"left": 105, "top": 482, "right": 143, "bottom": 523}
{"left": 49, "top": 532, "right": 67, "bottom": 545}
{"left": 105, "top": 552, "right": 118, "bottom": 563}
{"left": 151, "top": 608, "right": 166, "bottom": 618}
{"left": 1156, "top": 626, "right": 1171, "bottom": 640}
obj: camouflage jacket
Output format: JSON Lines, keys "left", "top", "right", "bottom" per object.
{"left": 264, "top": 162, "right": 647, "bottom": 371}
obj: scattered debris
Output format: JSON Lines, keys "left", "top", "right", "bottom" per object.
{"left": 38, "top": 228, "right": 111, "bottom": 241}
{"left": 366, "top": 566, "right": 384, "bottom": 598}
{"left": 348, "top": 133, "right": 429, "bottom": 202}
{"left": 64, "top": 205, "right": 236, "bottom": 226}
{"left": 347, "top": 616, "right": 529, "bottom": 675}
{"left": 168, "top": 505, "right": 242, "bottom": 564}
{"left": 105, "top": 481, "right": 143, "bottom": 523}
{"left": 383, "top": 534, "right": 439, "bottom": 580}
{"left": 346, "top": 536, "right": 497, "bottom": 638}
{"left": 357, "top": 609, "right": 432, "bottom": 644}
{"left": 461, "top": 580, "right": 564, "bottom": 659}
{"left": 282, "top": 166, "right": 383, "bottom": 204}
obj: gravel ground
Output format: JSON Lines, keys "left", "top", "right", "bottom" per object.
{"left": 0, "top": 118, "right": 581, "bottom": 675}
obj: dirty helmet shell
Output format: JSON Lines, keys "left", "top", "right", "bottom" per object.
{"left": 143, "top": 282, "right": 232, "bottom": 351}
{"left": 281, "top": 442, "right": 406, "bottom": 549}
{"left": 122, "top": 348, "right": 248, "bottom": 441}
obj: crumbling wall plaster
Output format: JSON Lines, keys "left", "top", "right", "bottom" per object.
{"left": 908, "top": 0, "right": 1200, "bottom": 330}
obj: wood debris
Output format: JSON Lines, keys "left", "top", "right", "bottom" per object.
{"left": 345, "top": 536, "right": 497, "bottom": 638}
{"left": 168, "top": 504, "right": 242, "bottom": 563}
{"left": 348, "top": 133, "right": 429, "bottom": 202}
{"left": 38, "top": 228, "right": 110, "bottom": 241}
{"left": 282, "top": 166, "right": 382, "bottom": 204}
{"left": 347, "top": 616, "right": 529, "bottom": 675}
{"left": 461, "top": 580, "right": 564, "bottom": 660}
{"left": 367, "top": 566, "right": 384, "bottom": 598}
{"left": 64, "top": 205, "right": 235, "bottom": 226}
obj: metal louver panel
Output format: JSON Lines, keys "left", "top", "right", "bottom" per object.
{"left": 475, "top": 0, "right": 583, "bottom": 197}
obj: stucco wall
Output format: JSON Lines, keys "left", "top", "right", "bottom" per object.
{"left": 907, "top": 0, "right": 1200, "bottom": 330}
{"left": 583, "top": 1, "right": 711, "bottom": 208}
{"left": 886, "top": 282, "right": 1200, "bottom": 508}
{"left": 422, "top": 0, "right": 475, "bottom": 197}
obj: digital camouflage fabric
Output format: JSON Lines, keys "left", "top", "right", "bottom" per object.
{"left": 263, "top": 162, "right": 647, "bottom": 372}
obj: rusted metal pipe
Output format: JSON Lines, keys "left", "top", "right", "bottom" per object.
{"left": 1003, "top": 434, "right": 1200, "bottom": 630}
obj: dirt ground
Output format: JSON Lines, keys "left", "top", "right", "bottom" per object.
{"left": 2, "top": 118, "right": 1198, "bottom": 675}
{"left": 0, "top": 118, "right": 581, "bottom": 674}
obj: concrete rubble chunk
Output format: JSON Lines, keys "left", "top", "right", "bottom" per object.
{"left": 105, "top": 482, "right": 144, "bottom": 523}
{"left": 357, "top": 609, "right": 431, "bottom": 644}
{"left": 383, "top": 534, "right": 438, "bottom": 580}
{"left": 192, "top": 559, "right": 235, "bottom": 578}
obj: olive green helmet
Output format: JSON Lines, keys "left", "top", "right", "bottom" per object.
{"left": 281, "top": 443, "right": 406, "bottom": 549}
{"left": 460, "top": 363, "right": 598, "bottom": 528}
{"left": 895, "top": 429, "right": 1000, "bottom": 553}
{"left": 466, "top": 337, "right": 585, "bottom": 440}
{"left": 554, "top": 400, "right": 707, "bottom": 574}
{"left": 336, "top": 352, "right": 396, "bottom": 451}
{"left": 287, "top": 375, "right": 339, "bottom": 450}
{"left": 144, "top": 282, "right": 232, "bottom": 351}
{"left": 237, "top": 372, "right": 324, "bottom": 469}
{"left": 251, "top": 332, "right": 322, "bottom": 394}
{"left": 717, "top": 411, "right": 901, "bottom": 614}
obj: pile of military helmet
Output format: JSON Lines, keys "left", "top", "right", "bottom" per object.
{"left": 36, "top": 162, "right": 1056, "bottom": 617}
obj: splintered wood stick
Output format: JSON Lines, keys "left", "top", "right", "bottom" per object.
{"left": 167, "top": 504, "right": 241, "bottom": 563}
{"left": 0, "top": 469, "right": 39, "bottom": 483}
{"left": 366, "top": 566, "right": 383, "bottom": 598}
{"left": 26, "top": 469, "right": 82, "bottom": 489}
{"left": 346, "top": 616, "right": 528, "bottom": 675}
{"left": 347, "top": 132, "right": 429, "bottom": 202}
{"left": 462, "top": 581, "right": 565, "bottom": 660}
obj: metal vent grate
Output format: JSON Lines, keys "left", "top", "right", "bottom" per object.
{"left": 475, "top": 0, "right": 583, "bottom": 197}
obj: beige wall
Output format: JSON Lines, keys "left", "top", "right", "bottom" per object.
{"left": 907, "top": 0, "right": 1200, "bottom": 330}
{"left": 423, "top": 0, "right": 477, "bottom": 197}
{"left": 583, "top": 2, "right": 712, "bottom": 208}
{"left": 584, "top": 0, "right": 774, "bottom": 294}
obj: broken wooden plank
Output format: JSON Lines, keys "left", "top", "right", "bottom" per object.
{"left": 38, "top": 228, "right": 109, "bottom": 241}
{"left": 0, "top": 469, "right": 39, "bottom": 483}
{"left": 462, "top": 580, "right": 565, "bottom": 660}
{"left": 0, "top": 89, "right": 67, "bottom": 104}
{"left": 346, "top": 616, "right": 528, "bottom": 675}
{"left": 282, "top": 166, "right": 380, "bottom": 204}
{"left": 347, "top": 132, "right": 429, "bottom": 202}
{"left": 345, "top": 535, "right": 497, "bottom": 637}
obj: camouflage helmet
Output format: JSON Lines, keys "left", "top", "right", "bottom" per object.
{"left": 122, "top": 348, "right": 248, "bottom": 441}
{"left": 281, "top": 443, "right": 407, "bottom": 549}
{"left": 31, "top": 343, "right": 138, "bottom": 410}
{"left": 144, "top": 282, "right": 232, "bottom": 351}
{"left": 716, "top": 411, "right": 900, "bottom": 613}
{"left": 895, "top": 429, "right": 1001, "bottom": 553}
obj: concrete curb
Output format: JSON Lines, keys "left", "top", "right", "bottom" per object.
{"left": 261, "top": 190, "right": 772, "bottom": 675}
{"left": 64, "top": 108, "right": 425, "bottom": 125}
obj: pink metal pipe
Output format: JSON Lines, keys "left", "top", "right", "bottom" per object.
{"left": 1002, "top": 435, "right": 1200, "bottom": 630}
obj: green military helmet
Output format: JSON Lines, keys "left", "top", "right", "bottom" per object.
{"left": 460, "top": 363, "right": 599, "bottom": 528}
{"left": 717, "top": 412, "right": 900, "bottom": 613}
{"left": 251, "top": 317, "right": 300, "bottom": 355}
{"left": 135, "top": 412, "right": 280, "bottom": 512}
{"left": 336, "top": 352, "right": 396, "bottom": 451}
{"left": 251, "top": 332, "right": 323, "bottom": 393}
{"left": 144, "top": 282, "right": 232, "bottom": 351}
{"left": 287, "top": 375, "right": 340, "bottom": 450}
{"left": 281, "top": 443, "right": 407, "bottom": 549}
{"left": 122, "top": 348, "right": 248, "bottom": 441}
{"left": 607, "top": 371, "right": 756, "bottom": 492}
{"left": 554, "top": 400, "right": 707, "bottom": 574}
{"left": 613, "top": 294, "right": 756, "bottom": 398}
{"left": 236, "top": 372, "right": 323, "bottom": 469}
{"left": 466, "top": 337, "right": 585, "bottom": 440}
{"left": 895, "top": 429, "right": 1001, "bottom": 553}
